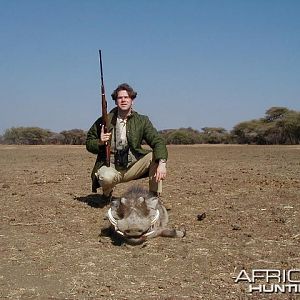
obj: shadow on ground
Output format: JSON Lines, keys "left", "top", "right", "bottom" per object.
{"left": 74, "top": 194, "right": 111, "bottom": 208}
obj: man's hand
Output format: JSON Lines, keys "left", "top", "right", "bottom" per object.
{"left": 155, "top": 161, "right": 167, "bottom": 182}
{"left": 99, "top": 125, "right": 111, "bottom": 145}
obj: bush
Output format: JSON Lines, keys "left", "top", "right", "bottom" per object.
{"left": 232, "top": 107, "right": 300, "bottom": 144}
{"left": 3, "top": 127, "right": 53, "bottom": 144}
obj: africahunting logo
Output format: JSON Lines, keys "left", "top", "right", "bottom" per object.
{"left": 233, "top": 269, "right": 300, "bottom": 294}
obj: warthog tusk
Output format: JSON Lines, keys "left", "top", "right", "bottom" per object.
{"left": 107, "top": 208, "right": 160, "bottom": 238}
{"left": 151, "top": 209, "right": 160, "bottom": 225}
{"left": 107, "top": 208, "right": 124, "bottom": 236}
{"left": 107, "top": 208, "right": 117, "bottom": 226}
{"left": 143, "top": 210, "right": 160, "bottom": 237}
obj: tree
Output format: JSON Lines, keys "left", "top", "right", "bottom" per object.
{"left": 160, "top": 127, "right": 203, "bottom": 144}
{"left": 232, "top": 107, "right": 300, "bottom": 144}
{"left": 60, "top": 129, "right": 86, "bottom": 145}
{"left": 46, "top": 133, "right": 66, "bottom": 144}
{"left": 264, "top": 107, "right": 289, "bottom": 122}
{"left": 3, "top": 127, "right": 52, "bottom": 144}
{"left": 201, "top": 127, "right": 230, "bottom": 144}
{"left": 279, "top": 111, "right": 300, "bottom": 144}
{"left": 231, "top": 120, "right": 266, "bottom": 144}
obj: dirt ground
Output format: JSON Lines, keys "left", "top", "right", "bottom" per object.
{"left": 0, "top": 144, "right": 299, "bottom": 300}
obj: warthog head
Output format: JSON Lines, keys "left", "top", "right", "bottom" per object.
{"left": 108, "top": 186, "right": 160, "bottom": 243}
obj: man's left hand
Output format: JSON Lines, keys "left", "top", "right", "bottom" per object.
{"left": 155, "top": 162, "right": 167, "bottom": 182}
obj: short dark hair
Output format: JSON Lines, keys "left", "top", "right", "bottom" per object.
{"left": 111, "top": 83, "right": 137, "bottom": 101}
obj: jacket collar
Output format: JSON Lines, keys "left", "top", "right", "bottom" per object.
{"left": 107, "top": 107, "right": 137, "bottom": 132}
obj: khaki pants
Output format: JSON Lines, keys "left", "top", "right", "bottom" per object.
{"left": 96, "top": 152, "right": 162, "bottom": 196}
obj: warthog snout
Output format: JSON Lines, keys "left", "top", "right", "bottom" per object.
{"left": 124, "top": 228, "right": 145, "bottom": 237}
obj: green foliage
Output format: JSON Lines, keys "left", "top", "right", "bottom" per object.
{"left": 3, "top": 127, "right": 53, "bottom": 145}
{"left": 232, "top": 107, "right": 300, "bottom": 144}
{"left": 60, "top": 129, "right": 86, "bottom": 145}
{"left": 2, "top": 127, "right": 87, "bottom": 145}
{"left": 201, "top": 127, "right": 231, "bottom": 144}
{"left": 160, "top": 127, "right": 231, "bottom": 144}
{"left": 264, "top": 107, "right": 289, "bottom": 122}
{"left": 279, "top": 110, "right": 300, "bottom": 144}
{"left": 232, "top": 119, "right": 265, "bottom": 144}
{"left": 160, "top": 127, "right": 204, "bottom": 144}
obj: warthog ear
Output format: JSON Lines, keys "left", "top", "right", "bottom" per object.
{"left": 137, "top": 196, "right": 145, "bottom": 204}
{"left": 120, "top": 197, "right": 127, "bottom": 205}
{"left": 145, "top": 197, "right": 159, "bottom": 210}
{"left": 117, "top": 198, "right": 127, "bottom": 219}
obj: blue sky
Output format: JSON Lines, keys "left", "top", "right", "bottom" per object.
{"left": 0, "top": 0, "right": 299, "bottom": 134}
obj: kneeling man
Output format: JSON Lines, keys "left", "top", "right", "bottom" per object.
{"left": 86, "top": 83, "right": 168, "bottom": 199}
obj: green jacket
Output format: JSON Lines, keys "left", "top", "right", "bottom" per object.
{"left": 86, "top": 108, "right": 168, "bottom": 192}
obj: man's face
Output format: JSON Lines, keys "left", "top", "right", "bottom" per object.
{"left": 116, "top": 90, "right": 134, "bottom": 112}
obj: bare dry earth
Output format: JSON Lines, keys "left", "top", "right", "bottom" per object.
{"left": 0, "top": 145, "right": 299, "bottom": 300}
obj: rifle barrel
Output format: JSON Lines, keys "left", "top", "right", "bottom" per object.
{"left": 98, "top": 49, "right": 110, "bottom": 166}
{"left": 99, "top": 50, "right": 104, "bottom": 82}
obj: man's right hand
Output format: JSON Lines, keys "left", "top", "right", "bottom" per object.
{"left": 99, "top": 125, "right": 111, "bottom": 145}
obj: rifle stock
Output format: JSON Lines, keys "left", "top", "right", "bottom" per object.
{"left": 99, "top": 50, "right": 110, "bottom": 166}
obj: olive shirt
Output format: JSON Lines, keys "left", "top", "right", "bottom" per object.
{"left": 86, "top": 107, "right": 168, "bottom": 192}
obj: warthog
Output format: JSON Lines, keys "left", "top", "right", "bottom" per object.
{"left": 107, "top": 185, "right": 186, "bottom": 244}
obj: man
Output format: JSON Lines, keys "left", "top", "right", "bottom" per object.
{"left": 86, "top": 83, "right": 167, "bottom": 199}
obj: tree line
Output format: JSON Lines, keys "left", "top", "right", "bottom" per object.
{"left": 1, "top": 107, "right": 299, "bottom": 145}
{"left": 161, "top": 107, "right": 300, "bottom": 145}
{"left": 0, "top": 128, "right": 86, "bottom": 145}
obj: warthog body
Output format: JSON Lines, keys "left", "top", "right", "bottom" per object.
{"left": 107, "top": 185, "right": 186, "bottom": 244}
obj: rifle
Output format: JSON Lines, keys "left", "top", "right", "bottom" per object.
{"left": 99, "top": 50, "right": 110, "bottom": 167}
